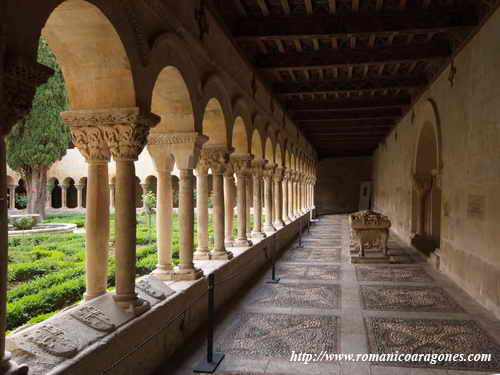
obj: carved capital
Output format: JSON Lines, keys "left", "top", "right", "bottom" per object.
{"left": 200, "top": 145, "right": 231, "bottom": 175}
{"left": 230, "top": 154, "right": 253, "bottom": 176}
{"left": 149, "top": 132, "right": 208, "bottom": 169}
{"left": 273, "top": 166, "right": 284, "bottom": 182}
{"left": 251, "top": 159, "right": 266, "bottom": 177}
{"left": 2, "top": 57, "right": 53, "bottom": 135}
{"left": 66, "top": 125, "right": 111, "bottom": 161}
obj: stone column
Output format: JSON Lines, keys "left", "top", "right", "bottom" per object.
{"left": 140, "top": 183, "right": 148, "bottom": 208}
{"left": 245, "top": 174, "right": 252, "bottom": 238}
{"left": 194, "top": 158, "right": 210, "bottom": 260}
{"left": 7, "top": 186, "right": 15, "bottom": 210}
{"left": 263, "top": 165, "right": 276, "bottom": 233}
{"left": 205, "top": 146, "right": 233, "bottom": 260}
{"left": 109, "top": 183, "right": 115, "bottom": 210}
{"left": 231, "top": 154, "right": 253, "bottom": 247}
{"left": 90, "top": 108, "right": 158, "bottom": 314}
{"left": 161, "top": 132, "right": 207, "bottom": 280}
{"left": 273, "top": 167, "right": 285, "bottom": 229}
{"left": 76, "top": 184, "right": 84, "bottom": 208}
{"left": 62, "top": 112, "right": 115, "bottom": 302}
{"left": 148, "top": 139, "right": 175, "bottom": 280}
{"left": 1, "top": 56, "right": 53, "bottom": 374}
{"left": 224, "top": 167, "right": 235, "bottom": 247}
{"left": 61, "top": 185, "right": 68, "bottom": 209}
{"left": 293, "top": 174, "right": 299, "bottom": 217}
{"left": 251, "top": 160, "right": 266, "bottom": 239}
{"left": 282, "top": 171, "right": 290, "bottom": 224}
{"left": 288, "top": 174, "right": 294, "bottom": 220}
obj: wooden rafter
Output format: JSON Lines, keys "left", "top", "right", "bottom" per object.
{"left": 234, "top": 7, "right": 478, "bottom": 40}
{"left": 287, "top": 96, "right": 411, "bottom": 111}
{"left": 258, "top": 42, "right": 450, "bottom": 70}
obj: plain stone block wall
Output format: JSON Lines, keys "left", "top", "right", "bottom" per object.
{"left": 372, "top": 6, "right": 500, "bottom": 319}
{"left": 316, "top": 157, "right": 372, "bottom": 215}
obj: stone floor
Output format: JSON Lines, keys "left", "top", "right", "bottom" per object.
{"left": 157, "top": 215, "right": 500, "bottom": 375}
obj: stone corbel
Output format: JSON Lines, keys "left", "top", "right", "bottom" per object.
{"left": 149, "top": 132, "right": 208, "bottom": 170}
{"left": 2, "top": 57, "right": 53, "bottom": 136}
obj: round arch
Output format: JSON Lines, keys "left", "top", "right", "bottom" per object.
{"left": 42, "top": 0, "right": 136, "bottom": 110}
{"left": 231, "top": 117, "right": 250, "bottom": 154}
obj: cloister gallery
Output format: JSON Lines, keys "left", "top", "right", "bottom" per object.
{"left": 1, "top": 0, "right": 500, "bottom": 374}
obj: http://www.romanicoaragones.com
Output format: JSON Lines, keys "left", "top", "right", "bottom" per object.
{"left": 289, "top": 351, "right": 493, "bottom": 365}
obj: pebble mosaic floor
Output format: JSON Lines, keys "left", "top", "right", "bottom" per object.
{"left": 159, "top": 215, "right": 500, "bottom": 375}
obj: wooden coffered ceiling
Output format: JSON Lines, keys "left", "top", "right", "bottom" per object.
{"left": 212, "top": 0, "right": 500, "bottom": 158}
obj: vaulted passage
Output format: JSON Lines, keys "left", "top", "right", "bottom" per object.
{"left": 2, "top": 1, "right": 500, "bottom": 374}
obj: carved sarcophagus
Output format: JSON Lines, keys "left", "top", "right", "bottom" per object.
{"left": 349, "top": 210, "right": 391, "bottom": 257}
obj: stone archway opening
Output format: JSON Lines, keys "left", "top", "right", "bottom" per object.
{"left": 64, "top": 177, "right": 78, "bottom": 208}
{"left": 14, "top": 179, "right": 27, "bottom": 210}
{"left": 49, "top": 178, "right": 62, "bottom": 209}
{"left": 412, "top": 120, "right": 442, "bottom": 255}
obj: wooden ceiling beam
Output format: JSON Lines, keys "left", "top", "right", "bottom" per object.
{"left": 287, "top": 96, "right": 411, "bottom": 111}
{"left": 234, "top": 7, "right": 478, "bottom": 40}
{"left": 274, "top": 75, "right": 426, "bottom": 95}
{"left": 293, "top": 108, "right": 402, "bottom": 121}
{"left": 298, "top": 118, "right": 396, "bottom": 127}
{"left": 258, "top": 42, "right": 450, "bottom": 70}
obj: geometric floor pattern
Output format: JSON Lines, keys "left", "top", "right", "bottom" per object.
{"left": 360, "top": 285, "right": 464, "bottom": 313}
{"left": 216, "top": 312, "right": 339, "bottom": 360}
{"left": 365, "top": 317, "right": 500, "bottom": 371}
{"left": 161, "top": 214, "right": 500, "bottom": 375}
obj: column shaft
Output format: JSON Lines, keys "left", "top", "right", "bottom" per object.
{"left": 224, "top": 174, "right": 234, "bottom": 246}
{"left": 8, "top": 186, "right": 15, "bottom": 210}
{"left": 211, "top": 172, "right": 232, "bottom": 259}
{"left": 282, "top": 177, "right": 289, "bottom": 224}
{"left": 194, "top": 172, "right": 209, "bottom": 259}
{"left": 152, "top": 169, "right": 174, "bottom": 279}
{"left": 273, "top": 174, "right": 284, "bottom": 229}
{"left": 113, "top": 160, "right": 141, "bottom": 308}
{"left": 245, "top": 175, "right": 252, "bottom": 237}
{"left": 234, "top": 173, "right": 251, "bottom": 247}
{"left": 177, "top": 169, "right": 203, "bottom": 278}
{"left": 61, "top": 187, "right": 68, "bottom": 208}
{"left": 76, "top": 185, "right": 83, "bottom": 208}
{"left": 263, "top": 175, "right": 275, "bottom": 232}
{"left": 109, "top": 184, "right": 115, "bottom": 210}
{"left": 251, "top": 173, "right": 265, "bottom": 238}
{"left": 84, "top": 161, "right": 110, "bottom": 300}
{"left": 0, "top": 139, "right": 8, "bottom": 359}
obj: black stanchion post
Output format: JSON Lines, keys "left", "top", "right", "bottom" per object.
{"left": 267, "top": 237, "right": 280, "bottom": 284}
{"left": 193, "top": 273, "right": 225, "bottom": 373}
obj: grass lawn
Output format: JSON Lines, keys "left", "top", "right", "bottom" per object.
{"left": 7, "top": 211, "right": 253, "bottom": 332}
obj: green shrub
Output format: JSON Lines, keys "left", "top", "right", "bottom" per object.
{"left": 13, "top": 217, "right": 35, "bottom": 230}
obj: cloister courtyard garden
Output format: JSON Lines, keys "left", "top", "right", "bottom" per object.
{"left": 6, "top": 211, "right": 233, "bottom": 332}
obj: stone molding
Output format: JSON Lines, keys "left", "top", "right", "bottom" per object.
{"left": 2, "top": 57, "right": 53, "bottom": 135}
{"left": 149, "top": 132, "right": 208, "bottom": 169}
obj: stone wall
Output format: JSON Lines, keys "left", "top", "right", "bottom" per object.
{"left": 372, "top": 6, "right": 500, "bottom": 318}
{"left": 316, "top": 157, "right": 372, "bottom": 215}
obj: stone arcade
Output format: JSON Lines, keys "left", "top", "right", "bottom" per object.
{"left": 1, "top": 1, "right": 500, "bottom": 374}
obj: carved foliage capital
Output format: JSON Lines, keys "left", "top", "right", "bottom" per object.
{"left": 200, "top": 146, "right": 230, "bottom": 175}
{"left": 230, "top": 154, "right": 253, "bottom": 176}
{"left": 69, "top": 126, "right": 111, "bottom": 162}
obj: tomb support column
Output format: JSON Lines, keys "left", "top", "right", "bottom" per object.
{"left": 412, "top": 174, "right": 432, "bottom": 237}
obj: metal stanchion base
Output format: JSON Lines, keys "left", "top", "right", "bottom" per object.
{"left": 266, "top": 277, "right": 281, "bottom": 284}
{"left": 193, "top": 353, "right": 225, "bottom": 373}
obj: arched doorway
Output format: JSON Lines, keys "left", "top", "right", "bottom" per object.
{"left": 15, "top": 179, "right": 27, "bottom": 209}
{"left": 64, "top": 178, "right": 78, "bottom": 208}
{"left": 412, "top": 105, "right": 442, "bottom": 255}
{"left": 49, "top": 178, "right": 62, "bottom": 209}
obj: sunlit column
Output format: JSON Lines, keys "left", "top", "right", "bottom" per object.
{"left": 148, "top": 140, "right": 175, "bottom": 280}
{"left": 251, "top": 159, "right": 266, "bottom": 239}
{"left": 224, "top": 166, "right": 235, "bottom": 247}
{"left": 231, "top": 154, "right": 253, "bottom": 247}
{"left": 7, "top": 185, "right": 15, "bottom": 210}
{"left": 273, "top": 167, "right": 284, "bottom": 229}
{"left": 76, "top": 184, "right": 84, "bottom": 208}
{"left": 263, "top": 165, "right": 276, "bottom": 233}
{"left": 194, "top": 158, "right": 210, "bottom": 260}
{"left": 282, "top": 170, "right": 290, "bottom": 224}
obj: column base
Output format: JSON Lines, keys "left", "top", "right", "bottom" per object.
{"left": 233, "top": 239, "right": 252, "bottom": 247}
{"left": 1, "top": 353, "right": 28, "bottom": 375}
{"left": 193, "top": 250, "right": 211, "bottom": 260}
{"left": 84, "top": 290, "right": 108, "bottom": 301}
{"left": 251, "top": 231, "right": 266, "bottom": 240}
{"left": 113, "top": 295, "right": 151, "bottom": 316}
{"left": 283, "top": 218, "right": 291, "bottom": 225}
{"left": 273, "top": 220, "right": 285, "bottom": 229}
{"left": 210, "top": 250, "right": 234, "bottom": 260}
{"left": 263, "top": 224, "right": 276, "bottom": 232}
{"left": 152, "top": 266, "right": 175, "bottom": 281}
{"left": 174, "top": 267, "right": 204, "bottom": 280}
